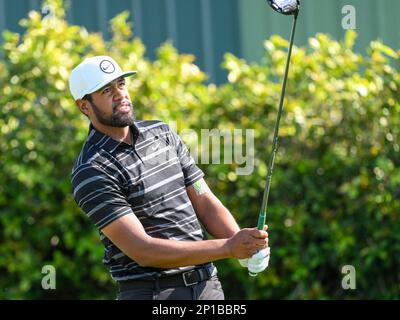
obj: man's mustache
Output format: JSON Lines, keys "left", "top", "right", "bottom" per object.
{"left": 113, "top": 100, "right": 133, "bottom": 111}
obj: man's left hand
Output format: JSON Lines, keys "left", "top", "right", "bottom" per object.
{"left": 238, "top": 247, "right": 270, "bottom": 274}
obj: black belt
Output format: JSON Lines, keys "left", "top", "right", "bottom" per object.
{"left": 118, "top": 264, "right": 215, "bottom": 290}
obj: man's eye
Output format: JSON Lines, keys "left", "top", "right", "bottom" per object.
{"left": 102, "top": 88, "right": 111, "bottom": 94}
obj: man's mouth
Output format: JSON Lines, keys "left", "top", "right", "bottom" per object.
{"left": 115, "top": 102, "right": 132, "bottom": 113}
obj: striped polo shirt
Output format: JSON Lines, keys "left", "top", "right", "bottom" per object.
{"left": 71, "top": 120, "right": 208, "bottom": 281}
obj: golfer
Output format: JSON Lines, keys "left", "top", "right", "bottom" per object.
{"left": 69, "top": 56, "right": 270, "bottom": 300}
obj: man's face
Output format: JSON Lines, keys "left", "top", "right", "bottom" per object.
{"left": 81, "top": 77, "right": 135, "bottom": 127}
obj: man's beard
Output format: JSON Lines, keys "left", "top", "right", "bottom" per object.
{"left": 90, "top": 100, "right": 135, "bottom": 127}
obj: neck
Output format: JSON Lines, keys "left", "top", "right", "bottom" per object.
{"left": 92, "top": 122, "right": 132, "bottom": 145}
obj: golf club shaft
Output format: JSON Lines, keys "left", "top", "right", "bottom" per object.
{"left": 257, "top": 12, "right": 298, "bottom": 230}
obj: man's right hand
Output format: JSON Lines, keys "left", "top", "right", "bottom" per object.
{"left": 227, "top": 225, "right": 268, "bottom": 259}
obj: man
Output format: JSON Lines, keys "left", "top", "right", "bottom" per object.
{"left": 69, "top": 55, "right": 270, "bottom": 300}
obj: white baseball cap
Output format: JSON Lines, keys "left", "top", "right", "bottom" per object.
{"left": 69, "top": 55, "right": 137, "bottom": 100}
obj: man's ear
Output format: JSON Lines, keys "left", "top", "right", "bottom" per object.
{"left": 76, "top": 99, "right": 90, "bottom": 116}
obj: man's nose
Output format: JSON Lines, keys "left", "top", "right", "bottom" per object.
{"left": 113, "top": 86, "right": 126, "bottom": 100}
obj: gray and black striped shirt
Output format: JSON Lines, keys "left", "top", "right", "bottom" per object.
{"left": 71, "top": 120, "right": 207, "bottom": 281}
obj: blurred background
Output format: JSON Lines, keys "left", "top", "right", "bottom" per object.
{"left": 2, "top": 0, "right": 400, "bottom": 83}
{"left": 0, "top": 0, "right": 399, "bottom": 299}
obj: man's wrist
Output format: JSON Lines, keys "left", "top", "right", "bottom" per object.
{"left": 222, "top": 237, "right": 234, "bottom": 258}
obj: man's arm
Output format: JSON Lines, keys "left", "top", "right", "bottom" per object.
{"left": 186, "top": 178, "right": 241, "bottom": 239}
{"left": 72, "top": 159, "right": 267, "bottom": 269}
{"left": 187, "top": 179, "right": 271, "bottom": 275}
{"left": 170, "top": 126, "right": 240, "bottom": 238}
{"left": 101, "top": 213, "right": 267, "bottom": 268}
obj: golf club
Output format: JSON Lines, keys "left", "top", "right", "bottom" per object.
{"left": 249, "top": 0, "right": 300, "bottom": 277}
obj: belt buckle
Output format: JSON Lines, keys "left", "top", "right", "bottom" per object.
{"left": 182, "top": 269, "right": 198, "bottom": 286}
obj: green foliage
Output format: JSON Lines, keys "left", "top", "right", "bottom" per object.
{"left": 0, "top": 0, "right": 399, "bottom": 299}
{"left": 212, "top": 31, "right": 400, "bottom": 299}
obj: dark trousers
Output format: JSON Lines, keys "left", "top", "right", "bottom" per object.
{"left": 116, "top": 274, "right": 225, "bottom": 300}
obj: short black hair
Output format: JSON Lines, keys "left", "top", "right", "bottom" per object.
{"left": 82, "top": 94, "right": 93, "bottom": 102}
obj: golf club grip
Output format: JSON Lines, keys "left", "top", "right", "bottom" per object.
{"left": 250, "top": 214, "right": 266, "bottom": 276}
{"left": 257, "top": 212, "right": 266, "bottom": 230}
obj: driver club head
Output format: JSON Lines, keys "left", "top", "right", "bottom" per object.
{"left": 267, "top": 0, "right": 300, "bottom": 15}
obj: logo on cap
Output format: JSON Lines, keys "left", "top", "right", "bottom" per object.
{"left": 99, "top": 60, "right": 115, "bottom": 74}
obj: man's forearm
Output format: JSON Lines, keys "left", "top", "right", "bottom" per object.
{"left": 195, "top": 194, "right": 241, "bottom": 238}
{"left": 186, "top": 181, "right": 241, "bottom": 239}
{"left": 102, "top": 213, "right": 266, "bottom": 269}
{"left": 199, "top": 204, "right": 240, "bottom": 239}
{"left": 139, "top": 237, "right": 231, "bottom": 268}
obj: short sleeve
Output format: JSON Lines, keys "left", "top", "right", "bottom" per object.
{"left": 168, "top": 126, "right": 205, "bottom": 187}
{"left": 71, "top": 163, "right": 133, "bottom": 230}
